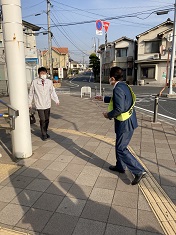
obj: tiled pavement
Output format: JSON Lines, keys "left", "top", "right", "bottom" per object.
{"left": 0, "top": 93, "right": 175, "bottom": 235}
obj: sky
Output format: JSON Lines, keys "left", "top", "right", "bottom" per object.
{"left": 21, "top": 0, "right": 174, "bottom": 64}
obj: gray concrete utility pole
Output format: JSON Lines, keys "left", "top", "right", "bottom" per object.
{"left": 168, "top": 0, "right": 176, "bottom": 95}
{"left": 1, "top": 0, "right": 32, "bottom": 158}
{"left": 47, "top": 0, "right": 53, "bottom": 79}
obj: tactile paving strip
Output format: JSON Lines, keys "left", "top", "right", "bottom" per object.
{"left": 129, "top": 146, "right": 176, "bottom": 235}
{"left": 0, "top": 227, "right": 28, "bottom": 234}
{"left": 0, "top": 163, "right": 21, "bottom": 183}
{"left": 52, "top": 128, "right": 176, "bottom": 235}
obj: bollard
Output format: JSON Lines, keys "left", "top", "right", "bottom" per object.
{"left": 95, "top": 86, "right": 97, "bottom": 96}
{"left": 153, "top": 95, "right": 159, "bottom": 123}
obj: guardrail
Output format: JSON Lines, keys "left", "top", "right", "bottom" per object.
{"left": 0, "top": 100, "right": 19, "bottom": 130}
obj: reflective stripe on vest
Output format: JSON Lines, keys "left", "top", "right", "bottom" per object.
{"left": 108, "top": 85, "right": 136, "bottom": 121}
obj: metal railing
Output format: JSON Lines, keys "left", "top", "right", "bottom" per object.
{"left": 0, "top": 100, "right": 19, "bottom": 130}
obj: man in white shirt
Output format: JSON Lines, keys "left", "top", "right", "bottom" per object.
{"left": 29, "top": 67, "right": 59, "bottom": 141}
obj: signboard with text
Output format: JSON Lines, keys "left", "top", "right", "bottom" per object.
{"left": 58, "top": 67, "right": 63, "bottom": 79}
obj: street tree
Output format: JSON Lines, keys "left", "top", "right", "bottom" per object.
{"left": 89, "top": 53, "right": 100, "bottom": 81}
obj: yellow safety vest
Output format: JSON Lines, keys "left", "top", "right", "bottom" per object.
{"left": 108, "top": 85, "right": 136, "bottom": 121}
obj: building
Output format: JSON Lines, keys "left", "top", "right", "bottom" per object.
{"left": 100, "top": 37, "right": 136, "bottom": 84}
{"left": 41, "top": 47, "right": 69, "bottom": 79}
{"left": 0, "top": 20, "right": 41, "bottom": 88}
{"left": 136, "top": 18, "right": 175, "bottom": 85}
{"left": 23, "top": 20, "right": 41, "bottom": 84}
{"left": 68, "top": 59, "right": 86, "bottom": 76}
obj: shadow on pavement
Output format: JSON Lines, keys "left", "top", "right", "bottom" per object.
{"left": 0, "top": 168, "right": 164, "bottom": 234}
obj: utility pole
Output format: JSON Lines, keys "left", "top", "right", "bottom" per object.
{"left": 47, "top": 0, "right": 53, "bottom": 79}
{"left": 83, "top": 55, "right": 85, "bottom": 70}
{"left": 168, "top": 0, "right": 176, "bottom": 95}
{"left": 94, "top": 37, "right": 96, "bottom": 53}
{"left": 1, "top": 0, "right": 32, "bottom": 158}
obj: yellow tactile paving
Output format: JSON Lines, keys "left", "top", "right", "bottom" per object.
{"left": 129, "top": 146, "right": 176, "bottom": 235}
{"left": 0, "top": 163, "right": 21, "bottom": 183}
{"left": 51, "top": 128, "right": 176, "bottom": 235}
{"left": 0, "top": 227, "right": 28, "bottom": 234}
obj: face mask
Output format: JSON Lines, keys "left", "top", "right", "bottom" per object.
{"left": 41, "top": 74, "right": 47, "bottom": 79}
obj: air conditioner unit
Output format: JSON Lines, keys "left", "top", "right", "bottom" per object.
{"left": 153, "top": 53, "right": 160, "bottom": 60}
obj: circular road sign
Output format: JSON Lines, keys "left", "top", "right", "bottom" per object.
{"left": 96, "top": 20, "right": 102, "bottom": 31}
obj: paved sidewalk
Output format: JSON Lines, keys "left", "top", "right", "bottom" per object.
{"left": 0, "top": 93, "right": 175, "bottom": 235}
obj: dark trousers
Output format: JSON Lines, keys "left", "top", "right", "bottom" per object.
{"left": 115, "top": 130, "right": 145, "bottom": 175}
{"left": 37, "top": 109, "right": 50, "bottom": 137}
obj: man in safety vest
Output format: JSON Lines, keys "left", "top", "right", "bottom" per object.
{"left": 102, "top": 66, "right": 146, "bottom": 185}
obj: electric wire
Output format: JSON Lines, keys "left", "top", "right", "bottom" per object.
{"left": 51, "top": 5, "right": 155, "bottom": 28}
{"left": 22, "top": 0, "right": 45, "bottom": 10}
{"left": 50, "top": 8, "right": 174, "bottom": 27}
{"left": 50, "top": 13, "right": 89, "bottom": 57}
{"left": 22, "top": 11, "right": 45, "bottom": 19}
{"left": 31, "top": 4, "right": 174, "bottom": 27}
{"left": 51, "top": 11, "right": 91, "bottom": 49}
{"left": 52, "top": 1, "right": 173, "bottom": 17}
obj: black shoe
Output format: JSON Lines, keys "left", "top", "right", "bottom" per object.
{"left": 109, "top": 165, "right": 125, "bottom": 173}
{"left": 42, "top": 135, "right": 47, "bottom": 141}
{"left": 46, "top": 134, "right": 50, "bottom": 139}
{"left": 131, "top": 172, "right": 146, "bottom": 185}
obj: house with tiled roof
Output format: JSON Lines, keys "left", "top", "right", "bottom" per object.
{"left": 41, "top": 47, "right": 69, "bottom": 78}
{"left": 136, "top": 18, "right": 175, "bottom": 85}
{"left": 99, "top": 36, "right": 136, "bottom": 84}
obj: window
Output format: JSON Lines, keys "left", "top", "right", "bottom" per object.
{"left": 116, "top": 48, "right": 127, "bottom": 57}
{"left": 141, "top": 67, "right": 155, "bottom": 79}
{"left": 145, "top": 41, "right": 161, "bottom": 53}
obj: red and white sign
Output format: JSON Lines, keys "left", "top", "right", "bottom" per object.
{"left": 103, "top": 21, "right": 110, "bottom": 32}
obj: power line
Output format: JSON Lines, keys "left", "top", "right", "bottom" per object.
{"left": 51, "top": 11, "right": 91, "bottom": 49}
{"left": 50, "top": 13, "right": 89, "bottom": 56}
{"left": 22, "top": 11, "right": 45, "bottom": 19}
{"left": 52, "top": 0, "right": 106, "bottom": 18}
{"left": 48, "top": 7, "right": 174, "bottom": 27}
{"left": 22, "top": 0, "right": 45, "bottom": 10}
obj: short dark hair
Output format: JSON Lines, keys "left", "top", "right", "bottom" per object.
{"left": 38, "top": 67, "right": 47, "bottom": 74}
{"left": 110, "top": 66, "right": 123, "bottom": 81}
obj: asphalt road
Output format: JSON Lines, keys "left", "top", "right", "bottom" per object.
{"left": 61, "top": 72, "right": 176, "bottom": 124}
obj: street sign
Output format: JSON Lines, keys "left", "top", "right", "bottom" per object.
{"left": 96, "top": 30, "right": 103, "bottom": 35}
{"left": 96, "top": 20, "right": 102, "bottom": 30}
{"left": 25, "top": 58, "right": 38, "bottom": 63}
{"left": 58, "top": 67, "right": 63, "bottom": 79}
{"left": 103, "top": 21, "right": 110, "bottom": 32}
{"left": 96, "top": 20, "right": 103, "bottom": 35}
